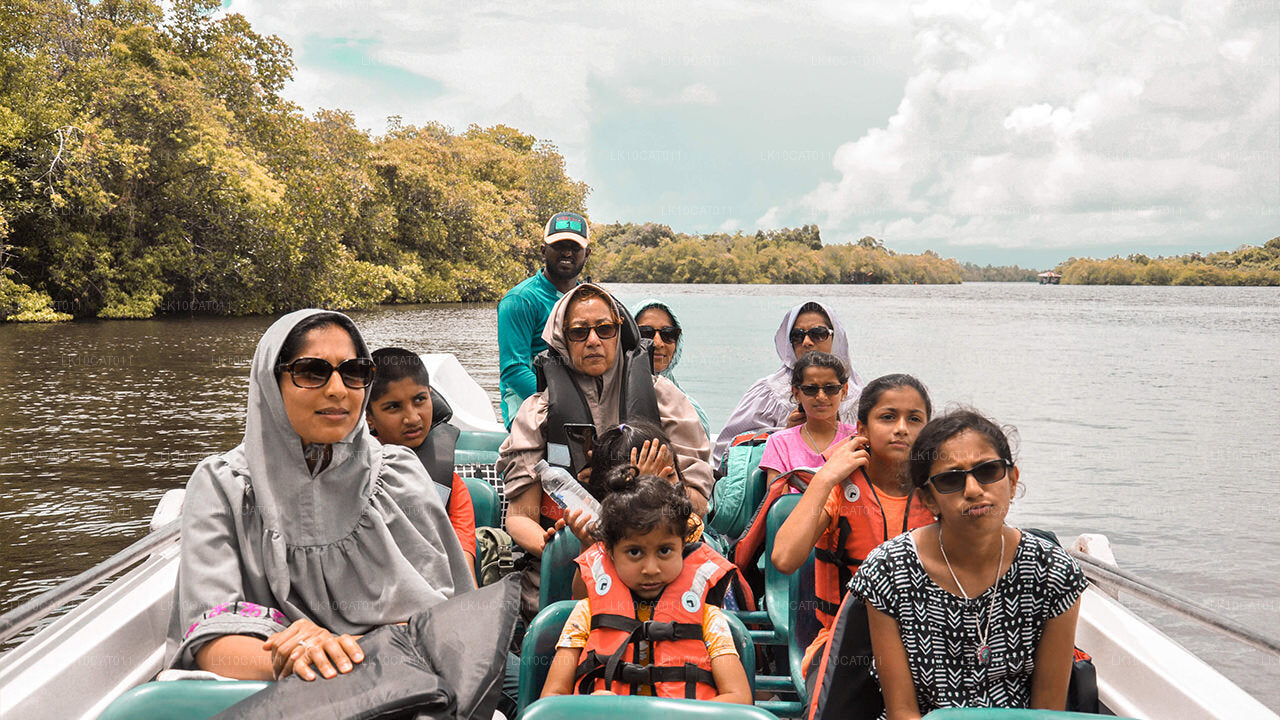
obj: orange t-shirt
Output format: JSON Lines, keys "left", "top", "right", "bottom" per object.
{"left": 807, "top": 484, "right": 917, "bottom": 673}
{"left": 448, "top": 473, "right": 477, "bottom": 557}
{"left": 821, "top": 483, "right": 914, "bottom": 539}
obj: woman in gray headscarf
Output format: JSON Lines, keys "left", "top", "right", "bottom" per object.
{"left": 498, "top": 285, "right": 713, "bottom": 617}
{"left": 167, "top": 309, "right": 474, "bottom": 682}
{"left": 712, "top": 301, "right": 865, "bottom": 466}
{"left": 634, "top": 298, "right": 711, "bottom": 438}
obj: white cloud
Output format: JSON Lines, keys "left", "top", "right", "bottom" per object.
{"left": 796, "top": 0, "right": 1279, "bottom": 253}
{"left": 223, "top": 0, "right": 911, "bottom": 201}
{"left": 219, "top": 0, "right": 1277, "bottom": 258}
{"left": 755, "top": 206, "right": 782, "bottom": 228}
{"left": 622, "top": 83, "right": 720, "bottom": 106}
{"left": 677, "top": 83, "right": 719, "bottom": 106}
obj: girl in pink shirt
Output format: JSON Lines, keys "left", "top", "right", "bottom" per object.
{"left": 759, "top": 352, "right": 857, "bottom": 485}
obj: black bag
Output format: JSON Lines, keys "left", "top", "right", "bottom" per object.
{"left": 805, "top": 595, "right": 883, "bottom": 720}
{"left": 213, "top": 575, "right": 521, "bottom": 720}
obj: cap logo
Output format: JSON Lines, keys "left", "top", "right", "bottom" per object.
{"left": 555, "top": 218, "right": 583, "bottom": 232}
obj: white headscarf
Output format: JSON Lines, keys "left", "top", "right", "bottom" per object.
{"left": 712, "top": 301, "right": 865, "bottom": 465}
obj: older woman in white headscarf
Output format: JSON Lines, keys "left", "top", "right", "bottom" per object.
{"left": 712, "top": 301, "right": 865, "bottom": 467}
{"left": 167, "top": 309, "right": 474, "bottom": 682}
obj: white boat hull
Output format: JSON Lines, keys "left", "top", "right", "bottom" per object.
{"left": 0, "top": 535, "right": 179, "bottom": 720}
{"left": 1079, "top": 586, "right": 1276, "bottom": 719}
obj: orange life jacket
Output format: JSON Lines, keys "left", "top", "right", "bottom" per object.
{"left": 811, "top": 469, "right": 935, "bottom": 626}
{"left": 573, "top": 541, "right": 734, "bottom": 699}
{"left": 730, "top": 468, "right": 933, "bottom": 628}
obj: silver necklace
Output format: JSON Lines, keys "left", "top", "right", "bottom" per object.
{"left": 803, "top": 423, "right": 835, "bottom": 456}
{"left": 939, "top": 526, "right": 1004, "bottom": 666}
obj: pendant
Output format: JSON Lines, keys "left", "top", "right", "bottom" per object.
{"left": 976, "top": 645, "right": 991, "bottom": 665}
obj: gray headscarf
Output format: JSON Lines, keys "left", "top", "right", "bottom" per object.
{"left": 499, "top": 285, "right": 714, "bottom": 502}
{"left": 167, "top": 309, "right": 474, "bottom": 669}
{"left": 540, "top": 284, "right": 628, "bottom": 434}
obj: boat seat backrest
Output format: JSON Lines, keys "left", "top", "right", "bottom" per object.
{"left": 95, "top": 679, "right": 269, "bottom": 720}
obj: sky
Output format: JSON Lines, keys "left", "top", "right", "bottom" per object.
{"left": 224, "top": 0, "right": 1278, "bottom": 268}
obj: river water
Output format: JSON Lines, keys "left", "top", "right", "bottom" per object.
{"left": 1, "top": 282, "right": 1276, "bottom": 708}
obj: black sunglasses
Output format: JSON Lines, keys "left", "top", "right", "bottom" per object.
{"left": 565, "top": 322, "right": 620, "bottom": 343}
{"left": 638, "top": 325, "right": 681, "bottom": 343}
{"left": 926, "top": 458, "right": 1012, "bottom": 494}
{"left": 797, "top": 383, "right": 843, "bottom": 398}
{"left": 277, "top": 357, "right": 375, "bottom": 389}
{"left": 789, "top": 326, "right": 833, "bottom": 345}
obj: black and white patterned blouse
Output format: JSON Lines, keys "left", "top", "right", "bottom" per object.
{"left": 849, "top": 529, "right": 1086, "bottom": 713}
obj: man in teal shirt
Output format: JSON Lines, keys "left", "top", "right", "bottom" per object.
{"left": 498, "top": 211, "right": 591, "bottom": 427}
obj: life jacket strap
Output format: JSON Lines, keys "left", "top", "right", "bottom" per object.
{"left": 589, "top": 613, "right": 703, "bottom": 641}
{"left": 575, "top": 652, "right": 714, "bottom": 699}
{"left": 584, "top": 614, "right": 704, "bottom": 696}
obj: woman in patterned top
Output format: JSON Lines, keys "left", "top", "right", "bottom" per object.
{"left": 849, "top": 409, "right": 1086, "bottom": 718}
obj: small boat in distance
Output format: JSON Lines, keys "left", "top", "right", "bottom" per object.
{"left": 1038, "top": 270, "right": 1063, "bottom": 284}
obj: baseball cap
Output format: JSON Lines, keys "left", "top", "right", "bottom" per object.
{"left": 544, "top": 212, "right": 590, "bottom": 247}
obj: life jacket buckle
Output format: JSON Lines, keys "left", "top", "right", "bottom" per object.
{"left": 641, "top": 620, "right": 677, "bottom": 642}
{"left": 618, "top": 662, "right": 651, "bottom": 685}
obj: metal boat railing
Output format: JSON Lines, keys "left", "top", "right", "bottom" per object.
{"left": 1070, "top": 549, "right": 1280, "bottom": 658}
{"left": 0, "top": 520, "right": 180, "bottom": 646}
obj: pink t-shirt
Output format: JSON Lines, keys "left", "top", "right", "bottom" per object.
{"left": 758, "top": 423, "right": 858, "bottom": 476}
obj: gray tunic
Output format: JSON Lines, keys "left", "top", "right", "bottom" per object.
{"left": 167, "top": 309, "right": 474, "bottom": 669}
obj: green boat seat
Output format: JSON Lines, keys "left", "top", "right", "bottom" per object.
{"left": 751, "top": 492, "right": 810, "bottom": 717}
{"left": 517, "top": 600, "right": 757, "bottom": 715}
{"left": 522, "top": 694, "right": 778, "bottom": 720}
{"left": 455, "top": 430, "right": 507, "bottom": 465}
{"left": 517, "top": 600, "right": 577, "bottom": 713}
{"left": 538, "top": 528, "right": 582, "bottom": 610}
{"left": 462, "top": 475, "right": 501, "bottom": 529}
{"left": 96, "top": 679, "right": 269, "bottom": 720}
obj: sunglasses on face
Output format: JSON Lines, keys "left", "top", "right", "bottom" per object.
{"left": 926, "top": 458, "right": 1012, "bottom": 494}
{"left": 278, "top": 357, "right": 375, "bottom": 389}
{"left": 796, "top": 383, "right": 843, "bottom": 398}
{"left": 638, "top": 325, "right": 681, "bottom": 344}
{"left": 790, "top": 326, "right": 833, "bottom": 345}
{"left": 565, "top": 322, "right": 620, "bottom": 343}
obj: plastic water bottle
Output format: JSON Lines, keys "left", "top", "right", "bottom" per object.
{"left": 536, "top": 460, "right": 601, "bottom": 523}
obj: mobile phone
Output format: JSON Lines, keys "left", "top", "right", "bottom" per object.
{"left": 564, "top": 423, "right": 596, "bottom": 472}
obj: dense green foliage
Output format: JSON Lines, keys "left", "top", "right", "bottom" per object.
{"left": 588, "top": 226, "right": 965, "bottom": 284}
{"left": 961, "top": 262, "right": 1038, "bottom": 282}
{"left": 0, "top": 0, "right": 587, "bottom": 320}
{"left": 1054, "top": 239, "right": 1280, "bottom": 286}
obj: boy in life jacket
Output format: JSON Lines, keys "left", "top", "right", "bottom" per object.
{"left": 366, "top": 347, "right": 478, "bottom": 583}
{"left": 770, "top": 374, "right": 936, "bottom": 687}
{"left": 540, "top": 468, "right": 751, "bottom": 703}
